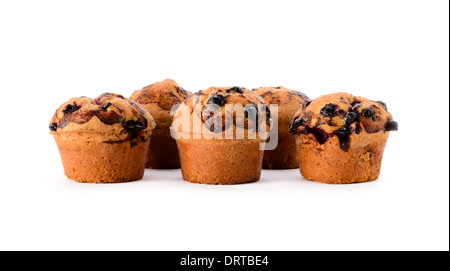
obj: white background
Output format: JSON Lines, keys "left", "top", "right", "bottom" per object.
{"left": 0, "top": 0, "right": 448, "bottom": 251}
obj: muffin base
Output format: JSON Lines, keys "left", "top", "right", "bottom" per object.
{"left": 262, "top": 132, "right": 298, "bottom": 169}
{"left": 146, "top": 128, "right": 180, "bottom": 169}
{"left": 177, "top": 139, "right": 263, "bottom": 185}
{"left": 54, "top": 133, "right": 150, "bottom": 183}
{"left": 296, "top": 134, "right": 389, "bottom": 184}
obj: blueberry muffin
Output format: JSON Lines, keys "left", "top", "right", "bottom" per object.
{"left": 130, "top": 79, "right": 191, "bottom": 168}
{"left": 289, "top": 92, "right": 398, "bottom": 184}
{"left": 254, "top": 86, "right": 310, "bottom": 169}
{"left": 49, "top": 93, "right": 156, "bottom": 183}
{"left": 172, "top": 86, "right": 271, "bottom": 185}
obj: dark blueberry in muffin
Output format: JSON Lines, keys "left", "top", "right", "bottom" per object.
{"left": 289, "top": 117, "right": 305, "bottom": 134}
{"left": 124, "top": 120, "right": 146, "bottom": 139}
{"left": 302, "top": 100, "right": 312, "bottom": 110}
{"left": 125, "top": 120, "right": 144, "bottom": 129}
{"left": 343, "top": 112, "right": 358, "bottom": 125}
{"left": 136, "top": 122, "right": 144, "bottom": 129}
{"left": 62, "top": 103, "right": 80, "bottom": 114}
{"left": 293, "top": 91, "right": 309, "bottom": 100}
{"left": 384, "top": 120, "right": 398, "bottom": 131}
{"left": 102, "top": 102, "right": 112, "bottom": 111}
{"left": 355, "top": 122, "right": 363, "bottom": 134}
{"left": 204, "top": 115, "right": 221, "bottom": 133}
{"left": 227, "top": 86, "right": 244, "bottom": 94}
{"left": 334, "top": 126, "right": 352, "bottom": 151}
{"left": 49, "top": 122, "right": 57, "bottom": 131}
{"left": 306, "top": 127, "right": 330, "bottom": 145}
{"left": 351, "top": 103, "right": 363, "bottom": 110}
{"left": 207, "top": 94, "right": 226, "bottom": 106}
{"left": 178, "top": 87, "right": 188, "bottom": 96}
{"left": 375, "top": 101, "right": 387, "bottom": 110}
{"left": 126, "top": 120, "right": 136, "bottom": 127}
{"left": 244, "top": 105, "right": 260, "bottom": 131}
{"left": 207, "top": 123, "right": 216, "bottom": 132}
{"left": 261, "top": 104, "right": 271, "bottom": 120}
{"left": 320, "top": 103, "right": 338, "bottom": 117}
{"left": 361, "top": 107, "right": 375, "bottom": 118}
{"left": 244, "top": 104, "right": 258, "bottom": 118}
{"left": 335, "top": 126, "right": 351, "bottom": 139}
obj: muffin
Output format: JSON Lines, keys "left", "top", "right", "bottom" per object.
{"left": 49, "top": 93, "right": 156, "bottom": 183}
{"left": 289, "top": 92, "right": 398, "bottom": 184}
{"left": 254, "top": 86, "right": 310, "bottom": 169}
{"left": 130, "top": 79, "right": 191, "bottom": 169}
{"left": 172, "top": 86, "right": 271, "bottom": 185}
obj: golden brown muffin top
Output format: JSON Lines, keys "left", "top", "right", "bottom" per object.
{"left": 254, "top": 86, "right": 310, "bottom": 106}
{"left": 174, "top": 86, "right": 271, "bottom": 136}
{"left": 49, "top": 93, "right": 156, "bottom": 137}
{"left": 130, "top": 79, "right": 191, "bottom": 129}
{"left": 254, "top": 86, "right": 310, "bottom": 131}
{"left": 130, "top": 79, "right": 191, "bottom": 110}
{"left": 289, "top": 92, "right": 398, "bottom": 151}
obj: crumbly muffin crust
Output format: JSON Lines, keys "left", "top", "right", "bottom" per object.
{"left": 254, "top": 86, "right": 309, "bottom": 105}
{"left": 175, "top": 86, "right": 272, "bottom": 137}
{"left": 49, "top": 93, "right": 155, "bottom": 142}
{"left": 130, "top": 79, "right": 191, "bottom": 127}
{"left": 131, "top": 79, "right": 190, "bottom": 110}
{"left": 254, "top": 86, "right": 310, "bottom": 126}
{"left": 289, "top": 92, "right": 397, "bottom": 151}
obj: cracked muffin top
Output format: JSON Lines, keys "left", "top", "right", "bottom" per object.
{"left": 254, "top": 86, "right": 310, "bottom": 130}
{"left": 130, "top": 79, "right": 191, "bottom": 128}
{"left": 173, "top": 86, "right": 272, "bottom": 138}
{"left": 289, "top": 92, "right": 398, "bottom": 151}
{"left": 49, "top": 93, "right": 156, "bottom": 140}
